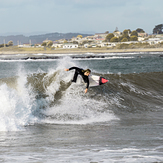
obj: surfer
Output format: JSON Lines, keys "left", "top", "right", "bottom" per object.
{"left": 65, "top": 67, "right": 91, "bottom": 93}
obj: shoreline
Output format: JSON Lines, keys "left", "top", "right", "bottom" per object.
{"left": 0, "top": 48, "right": 163, "bottom": 55}
{"left": 0, "top": 48, "right": 163, "bottom": 60}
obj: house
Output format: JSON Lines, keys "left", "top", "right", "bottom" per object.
{"left": 63, "top": 43, "right": 78, "bottom": 49}
{"left": 84, "top": 43, "right": 97, "bottom": 48}
{"left": 138, "top": 37, "right": 145, "bottom": 41}
{"left": 100, "top": 42, "right": 116, "bottom": 48}
{"left": 71, "top": 36, "right": 83, "bottom": 42}
{"left": 137, "top": 33, "right": 148, "bottom": 41}
{"left": 94, "top": 33, "right": 108, "bottom": 38}
{"left": 52, "top": 43, "right": 63, "bottom": 48}
{"left": 18, "top": 44, "right": 32, "bottom": 48}
{"left": 138, "top": 33, "right": 148, "bottom": 37}
{"left": 35, "top": 44, "right": 44, "bottom": 48}
{"left": 58, "top": 39, "right": 68, "bottom": 43}
{"left": 83, "top": 36, "right": 94, "bottom": 41}
{"left": 84, "top": 44, "right": 89, "bottom": 48}
{"left": 113, "top": 31, "right": 122, "bottom": 37}
{"left": 147, "top": 38, "right": 162, "bottom": 45}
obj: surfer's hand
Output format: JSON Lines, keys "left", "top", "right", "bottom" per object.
{"left": 65, "top": 68, "right": 69, "bottom": 71}
{"left": 85, "top": 88, "right": 88, "bottom": 94}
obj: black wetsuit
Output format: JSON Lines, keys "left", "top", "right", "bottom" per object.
{"left": 69, "top": 67, "right": 89, "bottom": 89}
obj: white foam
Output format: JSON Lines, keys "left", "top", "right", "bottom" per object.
{"left": 0, "top": 68, "right": 37, "bottom": 131}
{"left": 41, "top": 80, "right": 118, "bottom": 125}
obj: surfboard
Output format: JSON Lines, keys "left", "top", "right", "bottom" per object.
{"left": 89, "top": 75, "right": 108, "bottom": 87}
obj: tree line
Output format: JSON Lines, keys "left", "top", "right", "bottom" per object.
{"left": 105, "top": 28, "right": 143, "bottom": 43}
{"left": 0, "top": 40, "right": 13, "bottom": 48}
{"left": 153, "top": 24, "right": 163, "bottom": 34}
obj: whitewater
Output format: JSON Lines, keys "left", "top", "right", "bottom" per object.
{"left": 0, "top": 52, "right": 163, "bottom": 162}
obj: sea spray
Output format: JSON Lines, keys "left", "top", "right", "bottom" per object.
{"left": 0, "top": 68, "right": 37, "bottom": 131}
{"left": 43, "top": 57, "right": 77, "bottom": 102}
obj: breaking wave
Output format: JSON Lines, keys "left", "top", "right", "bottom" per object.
{"left": 0, "top": 58, "right": 162, "bottom": 131}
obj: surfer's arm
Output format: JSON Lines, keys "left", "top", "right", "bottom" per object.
{"left": 69, "top": 67, "right": 81, "bottom": 71}
{"left": 85, "top": 77, "right": 89, "bottom": 93}
{"left": 65, "top": 67, "right": 80, "bottom": 71}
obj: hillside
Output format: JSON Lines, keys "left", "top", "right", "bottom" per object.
{"left": 0, "top": 32, "right": 93, "bottom": 45}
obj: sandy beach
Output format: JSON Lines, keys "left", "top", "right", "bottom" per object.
{"left": 0, "top": 47, "right": 163, "bottom": 60}
{"left": 0, "top": 47, "right": 163, "bottom": 55}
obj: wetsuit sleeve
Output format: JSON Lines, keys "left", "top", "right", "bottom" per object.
{"left": 69, "top": 67, "right": 81, "bottom": 71}
{"left": 86, "top": 77, "right": 89, "bottom": 89}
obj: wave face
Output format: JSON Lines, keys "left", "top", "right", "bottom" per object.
{"left": 0, "top": 56, "right": 163, "bottom": 131}
{"left": 105, "top": 72, "right": 163, "bottom": 114}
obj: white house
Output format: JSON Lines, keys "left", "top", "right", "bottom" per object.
{"left": 94, "top": 33, "right": 108, "bottom": 39}
{"left": 100, "top": 42, "right": 116, "bottom": 48}
{"left": 18, "top": 44, "right": 32, "bottom": 48}
{"left": 52, "top": 43, "right": 63, "bottom": 48}
{"left": 138, "top": 37, "right": 145, "bottom": 41}
{"left": 63, "top": 43, "right": 78, "bottom": 49}
{"left": 147, "top": 38, "right": 162, "bottom": 45}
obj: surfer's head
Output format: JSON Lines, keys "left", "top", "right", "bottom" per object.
{"left": 83, "top": 69, "right": 91, "bottom": 76}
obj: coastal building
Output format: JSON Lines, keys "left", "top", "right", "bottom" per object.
{"left": 148, "top": 38, "right": 162, "bottom": 45}
{"left": 83, "top": 36, "right": 94, "bottom": 41}
{"left": 84, "top": 43, "right": 97, "bottom": 48}
{"left": 18, "top": 44, "right": 32, "bottom": 48}
{"left": 138, "top": 33, "right": 148, "bottom": 37}
{"left": 63, "top": 43, "right": 78, "bottom": 49}
{"left": 113, "top": 31, "right": 122, "bottom": 37}
{"left": 138, "top": 37, "right": 145, "bottom": 41}
{"left": 94, "top": 33, "right": 108, "bottom": 38}
{"left": 18, "top": 44, "right": 43, "bottom": 48}
{"left": 100, "top": 42, "right": 116, "bottom": 48}
{"left": 52, "top": 43, "right": 63, "bottom": 48}
{"left": 156, "top": 34, "right": 163, "bottom": 40}
{"left": 71, "top": 36, "right": 82, "bottom": 42}
{"left": 137, "top": 33, "right": 148, "bottom": 41}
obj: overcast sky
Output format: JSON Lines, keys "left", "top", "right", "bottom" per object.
{"left": 0, "top": 0, "right": 163, "bottom": 35}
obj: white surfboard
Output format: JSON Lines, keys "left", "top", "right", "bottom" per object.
{"left": 89, "top": 75, "right": 108, "bottom": 87}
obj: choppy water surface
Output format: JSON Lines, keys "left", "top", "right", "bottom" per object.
{"left": 0, "top": 52, "right": 163, "bottom": 162}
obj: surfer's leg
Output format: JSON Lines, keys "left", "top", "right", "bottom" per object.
{"left": 72, "top": 71, "right": 78, "bottom": 82}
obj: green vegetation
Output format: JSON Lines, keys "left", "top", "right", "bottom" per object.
{"left": 47, "top": 41, "right": 53, "bottom": 47}
{"left": 0, "top": 40, "right": 13, "bottom": 48}
{"left": 130, "top": 36, "right": 138, "bottom": 41}
{"left": 130, "top": 30, "right": 138, "bottom": 37}
{"left": 136, "top": 28, "right": 145, "bottom": 33}
{"left": 77, "top": 35, "right": 83, "bottom": 38}
{"left": 105, "top": 29, "right": 138, "bottom": 42}
{"left": 105, "top": 33, "right": 114, "bottom": 42}
{"left": 115, "top": 42, "right": 163, "bottom": 49}
{"left": 41, "top": 42, "right": 46, "bottom": 46}
{"left": 121, "top": 38, "right": 128, "bottom": 42}
{"left": 153, "top": 24, "right": 163, "bottom": 34}
{"left": 110, "top": 37, "right": 118, "bottom": 42}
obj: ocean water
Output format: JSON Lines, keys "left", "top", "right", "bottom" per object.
{"left": 0, "top": 52, "right": 163, "bottom": 163}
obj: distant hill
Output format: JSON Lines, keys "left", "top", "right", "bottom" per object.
{"left": 0, "top": 32, "right": 93, "bottom": 45}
